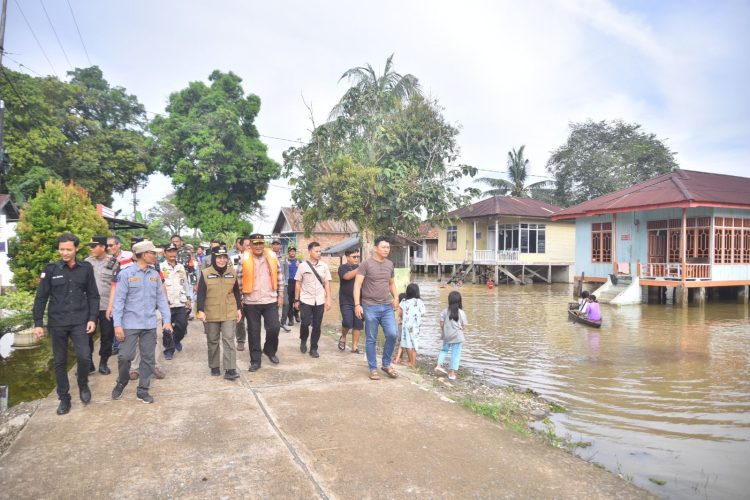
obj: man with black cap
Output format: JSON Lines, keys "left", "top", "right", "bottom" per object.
{"left": 111, "top": 240, "right": 172, "bottom": 404}
{"left": 85, "top": 235, "right": 117, "bottom": 375}
{"left": 272, "top": 239, "right": 291, "bottom": 333}
{"left": 240, "top": 233, "right": 284, "bottom": 371}
{"left": 196, "top": 244, "right": 242, "bottom": 379}
{"left": 33, "top": 233, "right": 99, "bottom": 415}
{"left": 282, "top": 246, "right": 301, "bottom": 327}
{"left": 160, "top": 242, "right": 193, "bottom": 359}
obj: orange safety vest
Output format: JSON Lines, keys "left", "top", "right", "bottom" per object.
{"left": 241, "top": 249, "right": 278, "bottom": 294}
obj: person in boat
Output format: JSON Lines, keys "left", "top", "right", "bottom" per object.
{"left": 577, "top": 290, "right": 590, "bottom": 314}
{"left": 585, "top": 295, "right": 602, "bottom": 323}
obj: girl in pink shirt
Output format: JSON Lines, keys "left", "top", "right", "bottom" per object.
{"left": 586, "top": 295, "right": 602, "bottom": 322}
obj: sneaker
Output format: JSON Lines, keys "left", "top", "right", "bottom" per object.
{"left": 175, "top": 342, "right": 183, "bottom": 352}
{"left": 129, "top": 371, "right": 139, "bottom": 380}
{"left": 164, "top": 351, "right": 174, "bottom": 361}
{"left": 280, "top": 323, "right": 291, "bottom": 333}
{"left": 237, "top": 342, "right": 245, "bottom": 351}
{"left": 210, "top": 367, "right": 221, "bottom": 376}
{"left": 136, "top": 391, "right": 154, "bottom": 404}
{"left": 111, "top": 383, "right": 126, "bottom": 400}
{"left": 448, "top": 371, "right": 457, "bottom": 381}
{"left": 153, "top": 367, "right": 166, "bottom": 380}
{"left": 224, "top": 369, "right": 240, "bottom": 380}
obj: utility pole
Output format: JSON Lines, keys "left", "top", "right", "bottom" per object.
{"left": 0, "top": 0, "right": 7, "bottom": 67}
{"left": 0, "top": 0, "right": 8, "bottom": 192}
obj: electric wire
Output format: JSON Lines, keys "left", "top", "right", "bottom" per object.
{"left": 39, "top": 0, "right": 73, "bottom": 69}
{"left": 12, "top": 0, "right": 58, "bottom": 77}
{"left": 65, "top": 0, "right": 91, "bottom": 65}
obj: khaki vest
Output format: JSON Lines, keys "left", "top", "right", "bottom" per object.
{"left": 201, "top": 266, "right": 238, "bottom": 322}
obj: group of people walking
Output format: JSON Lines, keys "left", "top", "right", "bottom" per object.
{"left": 32, "top": 231, "right": 468, "bottom": 415}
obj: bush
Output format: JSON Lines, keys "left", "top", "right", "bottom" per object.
{"left": 8, "top": 179, "right": 109, "bottom": 292}
{"left": 0, "top": 290, "right": 35, "bottom": 334}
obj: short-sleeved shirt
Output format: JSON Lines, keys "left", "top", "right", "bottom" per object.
{"left": 357, "top": 257, "right": 394, "bottom": 306}
{"left": 440, "top": 308, "right": 467, "bottom": 344}
{"left": 295, "top": 260, "right": 332, "bottom": 306}
{"left": 85, "top": 255, "right": 115, "bottom": 311}
{"left": 338, "top": 263, "right": 358, "bottom": 305}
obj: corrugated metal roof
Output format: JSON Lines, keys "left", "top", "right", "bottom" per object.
{"left": 418, "top": 221, "right": 439, "bottom": 239}
{"left": 448, "top": 195, "right": 562, "bottom": 219}
{"left": 273, "top": 207, "right": 358, "bottom": 234}
{"left": 552, "top": 169, "right": 750, "bottom": 220}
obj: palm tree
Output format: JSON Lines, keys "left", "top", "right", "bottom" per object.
{"left": 329, "top": 53, "right": 422, "bottom": 121}
{"left": 475, "top": 145, "right": 554, "bottom": 198}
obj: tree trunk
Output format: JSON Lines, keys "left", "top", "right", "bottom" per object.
{"left": 361, "top": 228, "right": 375, "bottom": 260}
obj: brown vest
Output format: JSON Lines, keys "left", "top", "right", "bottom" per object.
{"left": 201, "top": 266, "right": 238, "bottom": 322}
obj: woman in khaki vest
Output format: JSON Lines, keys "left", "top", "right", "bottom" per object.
{"left": 196, "top": 245, "right": 242, "bottom": 380}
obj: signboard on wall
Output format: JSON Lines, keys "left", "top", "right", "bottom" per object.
{"left": 621, "top": 234, "right": 631, "bottom": 241}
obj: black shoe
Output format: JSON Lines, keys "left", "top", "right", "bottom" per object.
{"left": 112, "top": 347, "right": 119, "bottom": 355}
{"left": 175, "top": 341, "right": 183, "bottom": 352}
{"left": 98, "top": 359, "right": 111, "bottom": 375}
{"left": 294, "top": 313, "right": 300, "bottom": 323}
{"left": 89, "top": 361, "right": 97, "bottom": 374}
{"left": 79, "top": 385, "right": 91, "bottom": 404}
{"left": 136, "top": 391, "right": 154, "bottom": 404}
{"left": 164, "top": 351, "right": 174, "bottom": 360}
{"left": 267, "top": 353, "right": 279, "bottom": 364}
{"left": 224, "top": 369, "right": 240, "bottom": 380}
{"left": 111, "top": 383, "right": 126, "bottom": 400}
{"left": 280, "top": 323, "right": 291, "bottom": 332}
{"left": 210, "top": 367, "right": 221, "bottom": 376}
{"left": 300, "top": 340, "right": 307, "bottom": 353}
{"left": 56, "top": 398, "right": 71, "bottom": 415}
{"left": 249, "top": 363, "right": 261, "bottom": 372}
{"left": 309, "top": 349, "right": 319, "bottom": 358}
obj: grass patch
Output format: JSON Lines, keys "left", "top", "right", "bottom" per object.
{"left": 540, "top": 418, "right": 592, "bottom": 450}
{"left": 462, "top": 398, "right": 531, "bottom": 436}
{"left": 549, "top": 401, "right": 567, "bottom": 413}
{"left": 649, "top": 478, "right": 667, "bottom": 486}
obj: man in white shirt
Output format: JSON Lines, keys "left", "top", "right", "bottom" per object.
{"left": 295, "top": 242, "right": 332, "bottom": 358}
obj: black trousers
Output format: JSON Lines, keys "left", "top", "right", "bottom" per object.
{"left": 284, "top": 279, "right": 296, "bottom": 323}
{"left": 243, "top": 302, "right": 280, "bottom": 365}
{"left": 97, "top": 310, "right": 115, "bottom": 360}
{"left": 164, "top": 307, "right": 189, "bottom": 353}
{"left": 50, "top": 324, "right": 90, "bottom": 400}
{"left": 300, "top": 303, "right": 325, "bottom": 351}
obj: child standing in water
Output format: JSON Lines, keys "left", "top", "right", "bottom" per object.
{"left": 435, "top": 291, "right": 467, "bottom": 381}
{"left": 394, "top": 284, "right": 425, "bottom": 368}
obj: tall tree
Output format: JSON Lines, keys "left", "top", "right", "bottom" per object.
{"left": 546, "top": 120, "right": 678, "bottom": 206}
{"left": 8, "top": 179, "right": 109, "bottom": 292}
{"left": 475, "top": 145, "right": 554, "bottom": 198}
{"left": 146, "top": 195, "right": 188, "bottom": 236}
{"left": 284, "top": 57, "right": 477, "bottom": 243}
{"left": 150, "top": 70, "right": 279, "bottom": 236}
{"left": 0, "top": 66, "right": 153, "bottom": 204}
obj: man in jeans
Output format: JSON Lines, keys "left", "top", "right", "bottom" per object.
{"left": 33, "top": 233, "right": 100, "bottom": 415}
{"left": 353, "top": 236, "right": 400, "bottom": 380}
{"left": 241, "top": 233, "right": 284, "bottom": 372}
{"left": 111, "top": 241, "right": 172, "bottom": 404}
{"left": 294, "top": 242, "right": 332, "bottom": 358}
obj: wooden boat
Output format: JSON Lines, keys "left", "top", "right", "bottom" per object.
{"left": 568, "top": 309, "right": 602, "bottom": 328}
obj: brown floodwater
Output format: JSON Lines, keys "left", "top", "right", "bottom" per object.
{"left": 324, "top": 276, "right": 750, "bottom": 499}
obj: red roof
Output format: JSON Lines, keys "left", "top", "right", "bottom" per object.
{"left": 417, "top": 221, "right": 439, "bottom": 239}
{"left": 448, "top": 195, "right": 562, "bottom": 220}
{"left": 552, "top": 169, "right": 750, "bottom": 220}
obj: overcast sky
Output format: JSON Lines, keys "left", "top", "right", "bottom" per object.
{"left": 5, "top": 0, "right": 749, "bottom": 232}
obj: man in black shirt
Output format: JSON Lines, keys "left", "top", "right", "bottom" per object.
{"left": 337, "top": 248, "right": 363, "bottom": 352}
{"left": 32, "top": 233, "right": 100, "bottom": 415}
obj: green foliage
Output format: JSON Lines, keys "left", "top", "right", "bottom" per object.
{"left": 546, "top": 120, "right": 678, "bottom": 206}
{"left": 0, "top": 290, "right": 35, "bottom": 333}
{"left": 475, "top": 145, "right": 555, "bottom": 199}
{"left": 284, "top": 56, "right": 477, "bottom": 240}
{"left": 145, "top": 195, "right": 188, "bottom": 237}
{"left": 8, "top": 179, "right": 109, "bottom": 292}
{"left": 1, "top": 66, "right": 153, "bottom": 205}
{"left": 462, "top": 398, "right": 531, "bottom": 435}
{"left": 150, "top": 70, "right": 277, "bottom": 236}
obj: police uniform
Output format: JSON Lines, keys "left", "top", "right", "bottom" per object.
{"left": 32, "top": 258, "right": 99, "bottom": 406}
{"left": 160, "top": 243, "right": 193, "bottom": 358}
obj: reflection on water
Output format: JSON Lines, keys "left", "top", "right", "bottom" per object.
{"left": 394, "top": 277, "right": 750, "bottom": 499}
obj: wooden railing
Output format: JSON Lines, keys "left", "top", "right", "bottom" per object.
{"left": 643, "top": 263, "right": 711, "bottom": 279}
{"left": 473, "top": 250, "right": 520, "bottom": 263}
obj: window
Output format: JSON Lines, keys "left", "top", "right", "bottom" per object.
{"left": 714, "top": 217, "right": 750, "bottom": 264}
{"left": 592, "top": 222, "right": 612, "bottom": 263}
{"left": 490, "top": 223, "right": 545, "bottom": 253}
{"left": 446, "top": 225, "right": 457, "bottom": 250}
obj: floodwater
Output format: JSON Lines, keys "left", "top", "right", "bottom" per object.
{"left": 382, "top": 277, "right": 750, "bottom": 499}
{"left": 3, "top": 277, "right": 748, "bottom": 498}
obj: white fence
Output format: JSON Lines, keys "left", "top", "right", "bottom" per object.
{"left": 473, "top": 249, "right": 520, "bottom": 263}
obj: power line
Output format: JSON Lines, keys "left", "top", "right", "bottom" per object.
{"left": 39, "top": 0, "right": 72, "bottom": 69}
{"left": 65, "top": 0, "right": 90, "bottom": 65}
{"left": 12, "top": 0, "right": 57, "bottom": 77}
{"left": 1, "top": 52, "right": 43, "bottom": 76}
